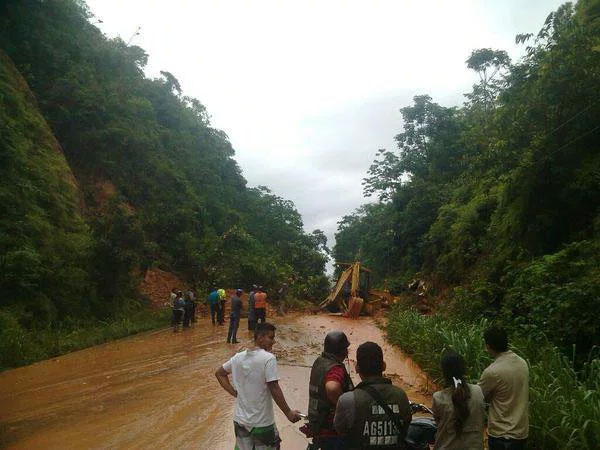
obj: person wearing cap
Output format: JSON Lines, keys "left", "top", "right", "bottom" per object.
{"left": 334, "top": 341, "right": 411, "bottom": 449}
{"left": 227, "top": 289, "right": 244, "bottom": 344}
{"left": 307, "top": 331, "right": 354, "bottom": 449}
{"left": 254, "top": 286, "right": 268, "bottom": 324}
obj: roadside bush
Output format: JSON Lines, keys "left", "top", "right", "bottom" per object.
{"left": 450, "top": 279, "right": 502, "bottom": 322}
{"left": 0, "top": 307, "right": 170, "bottom": 371}
{"left": 0, "top": 309, "right": 30, "bottom": 368}
{"left": 501, "top": 239, "right": 600, "bottom": 355}
{"left": 292, "top": 274, "right": 330, "bottom": 302}
{"left": 387, "top": 306, "right": 600, "bottom": 449}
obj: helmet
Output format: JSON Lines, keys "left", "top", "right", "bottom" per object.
{"left": 324, "top": 331, "right": 350, "bottom": 355}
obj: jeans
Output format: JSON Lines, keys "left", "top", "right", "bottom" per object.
{"left": 489, "top": 436, "right": 527, "bottom": 450}
{"left": 227, "top": 316, "right": 240, "bottom": 342}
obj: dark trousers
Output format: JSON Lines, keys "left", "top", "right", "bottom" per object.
{"left": 210, "top": 304, "right": 218, "bottom": 324}
{"left": 183, "top": 308, "right": 192, "bottom": 327}
{"left": 489, "top": 436, "right": 527, "bottom": 450}
{"left": 313, "top": 436, "right": 346, "bottom": 450}
{"left": 171, "top": 309, "right": 183, "bottom": 331}
{"left": 217, "top": 301, "right": 225, "bottom": 324}
{"left": 248, "top": 318, "right": 255, "bottom": 331}
{"left": 255, "top": 308, "right": 266, "bottom": 324}
{"left": 191, "top": 303, "right": 196, "bottom": 323}
{"left": 227, "top": 316, "right": 240, "bottom": 342}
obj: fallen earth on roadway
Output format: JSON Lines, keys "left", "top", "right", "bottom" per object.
{"left": 0, "top": 312, "right": 434, "bottom": 449}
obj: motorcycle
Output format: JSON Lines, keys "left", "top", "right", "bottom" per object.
{"left": 405, "top": 402, "right": 437, "bottom": 450}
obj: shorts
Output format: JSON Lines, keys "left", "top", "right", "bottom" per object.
{"left": 234, "top": 422, "right": 280, "bottom": 450}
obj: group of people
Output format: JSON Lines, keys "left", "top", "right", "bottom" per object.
{"left": 170, "top": 285, "right": 269, "bottom": 338}
{"left": 169, "top": 288, "right": 197, "bottom": 332}
{"left": 207, "top": 285, "right": 268, "bottom": 344}
{"left": 216, "top": 324, "right": 529, "bottom": 450}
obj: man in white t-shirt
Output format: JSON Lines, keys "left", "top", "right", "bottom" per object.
{"left": 215, "top": 322, "right": 302, "bottom": 450}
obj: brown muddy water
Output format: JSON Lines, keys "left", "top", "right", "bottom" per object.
{"left": 0, "top": 313, "right": 434, "bottom": 449}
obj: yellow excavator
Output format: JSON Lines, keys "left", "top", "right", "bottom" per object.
{"left": 319, "top": 261, "right": 371, "bottom": 318}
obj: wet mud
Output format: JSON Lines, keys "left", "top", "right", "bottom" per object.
{"left": 0, "top": 313, "right": 435, "bottom": 449}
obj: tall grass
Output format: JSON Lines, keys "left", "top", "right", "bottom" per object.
{"left": 387, "top": 307, "right": 600, "bottom": 449}
{"left": 0, "top": 308, "right": 171, "bottom": 371}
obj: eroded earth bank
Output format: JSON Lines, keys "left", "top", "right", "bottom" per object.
{"left": 0, "top": 313, "right": 434, "bottom": 449}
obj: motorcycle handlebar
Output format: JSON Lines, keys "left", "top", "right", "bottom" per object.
{"left": 410, "top": 401, "right": 434, "bottom": 416}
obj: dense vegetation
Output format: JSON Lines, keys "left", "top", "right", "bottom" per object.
{"left": 0, "top": 0, "right": 328, "bottom": 369}
{"left": 387, "top": 306, "right": 600, "bottom": 449}
{"left": 334, "top": 1, "right": 600, "bottom": 356}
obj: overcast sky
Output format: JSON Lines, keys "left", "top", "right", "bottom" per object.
{"left": 86, "top": 0, "right": 564, "bottom": 267}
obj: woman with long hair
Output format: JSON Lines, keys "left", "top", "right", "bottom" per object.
{"left": 432, "top": 351, "right": 485, "bottom": 449}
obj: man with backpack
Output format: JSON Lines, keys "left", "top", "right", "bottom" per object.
{"left": 334, "top": 341, "right": 411, "bottom": 449}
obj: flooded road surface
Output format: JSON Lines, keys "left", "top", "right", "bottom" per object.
{"left": 0, "top": 313, "right": 434, "bottom": 449}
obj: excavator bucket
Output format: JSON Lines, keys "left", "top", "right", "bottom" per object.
{"left": 321, "top": 261, "right": 370, "bottom": 318}
{"left": 342, "top": 296, "right": 363, "bottom": 319}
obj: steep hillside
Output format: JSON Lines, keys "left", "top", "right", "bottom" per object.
{"left": 0, "top": 49, "right": 93, "bottom": 324}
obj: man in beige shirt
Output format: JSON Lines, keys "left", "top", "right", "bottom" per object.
{"left": 479, "top": 326, "right": 529, "bottom": 450}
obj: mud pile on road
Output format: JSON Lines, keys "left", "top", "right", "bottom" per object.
{"left": 139, "top": 268, "right": 187, "bottom": 308}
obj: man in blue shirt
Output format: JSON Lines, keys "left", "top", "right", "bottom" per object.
{"left": 208, "top": 288, "right": 220, "bottom": 325}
